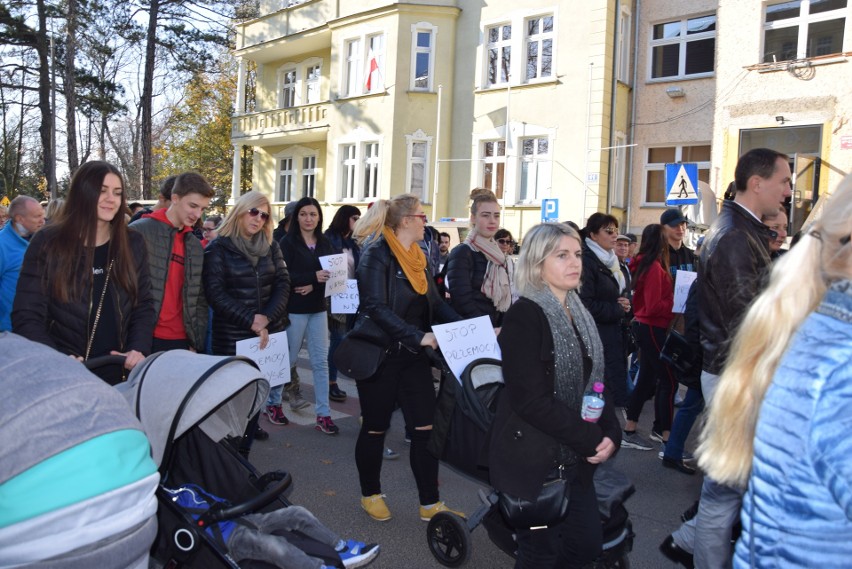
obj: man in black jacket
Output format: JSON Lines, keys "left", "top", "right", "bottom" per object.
{"left": 662, "top": 148, "right": 791, "bottom": 568}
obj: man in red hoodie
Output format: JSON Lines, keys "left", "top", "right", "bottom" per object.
{"left": 131, "top": 172, "right": 214, "bottom": 352}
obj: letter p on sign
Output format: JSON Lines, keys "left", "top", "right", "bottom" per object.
{"left": 541, "top": 199, "right": 559, "bottom": 223}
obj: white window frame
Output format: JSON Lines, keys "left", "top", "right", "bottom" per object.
{"left": 485, "top": 22, "right": 513, "bottom": 87}
{"left": 341, "top": 32, "right": 386, "bottom": 98}
{"left": 524, "top": 13, "right": 555, "bottom": 83}
{"left": 278, "top": 64, "right": 298, "bottom": 108}
{"left": 278, "top": 156, "right": 295, "bottom": 202}
{"left": 410, "top": 23, "right": 437, "bottom": 91}
{"left": 762, "top": 1, "right": 850, "bottom": 62}
{"left": 481, "top": 139, "right": 507, "bottom": 199}
{"left": 336, "top": 129, "right": 383, "bottom": 201}
{"left": 405, "top": 130, "right": 433, "bottom": 201}
{"left": 518, "top": 136, "right": 552, "bottom": 203}
{"left": 273, "top": 146, "right": 320, "bottom": 202}
{"left": 648, "top": 14, "right": 716, "bottom": 81}
{"left": 617, "top": 3, "right": 632, "bottom": 84}
{"left": 302, "top": 155, "right": 317, "bottom": 198}
{"left": 642, "top": 144, "right": 711, "bottom": 206}
{"left": 611, "top": 131, "right": 628, "bottom": 208}
{"left": 304, "top": 59, "right": 322, "bottom": 104}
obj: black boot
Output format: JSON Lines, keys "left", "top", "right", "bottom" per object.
{"left": 329, "top": 382, "right": 347, "bottom": 402}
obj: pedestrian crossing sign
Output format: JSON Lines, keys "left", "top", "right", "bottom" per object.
{"left": 665, "top": 163, "right": 699, "bottom": 206}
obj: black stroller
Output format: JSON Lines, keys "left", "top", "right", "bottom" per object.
{"left": 426, "top": 357, "right": 634, "bottom": 568}
{"left": 118, "top": 350, "right": 345, "bottom": 568}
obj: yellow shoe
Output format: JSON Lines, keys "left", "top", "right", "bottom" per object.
{"left": 361, "top": 494, "right": 392, "bottom": 521}
{"left": 419, "top": 501, "right": 465, "bottom": 521}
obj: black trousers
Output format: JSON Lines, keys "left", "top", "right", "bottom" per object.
{"left": 625, "top": 322, "right": 677, "bottom": 433}
{"left": 514, "top": 478, "right": 602, "bottom": 569}
{"left": 355, "top": 348, "right": 439, "bottom": 505}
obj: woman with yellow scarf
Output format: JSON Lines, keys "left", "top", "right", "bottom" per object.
{"left": 351, "top": 194, "right": 463, "bottom": 523}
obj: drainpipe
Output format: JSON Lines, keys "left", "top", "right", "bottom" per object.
{"left": 606, "top": 0, "right": 620, "bottom": 214}
{"left": 625, "top": 0, "right": 641, "bottom": 233}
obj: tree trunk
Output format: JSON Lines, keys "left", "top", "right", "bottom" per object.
{"left": 140, "top": 0, "right": 159, "bottom": 199}
{"left": 64, "top": 0, "right": 79, "bottom": 172}
{"left": 36, "top": 0, "right": 55, "bottom": 197}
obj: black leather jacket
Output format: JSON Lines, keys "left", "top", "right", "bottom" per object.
{"left": 355, "top": 237, "right": 460, "bottom": 351}
{"left": 203, "top": 236, "right": 290, "bottom": 356}
{"left": 446, "top": 244, "right": 501, "bottom": 326}
{"left": 699, "top": 200, "right": 774, "bottom": 374}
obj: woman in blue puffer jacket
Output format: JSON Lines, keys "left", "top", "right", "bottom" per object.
{"left": 698, "top": 174, "right": 852, "bottom": 568}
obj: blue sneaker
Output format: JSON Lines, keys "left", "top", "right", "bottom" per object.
{"left": 338, "top": 540, "right": 380, "bottom": 568}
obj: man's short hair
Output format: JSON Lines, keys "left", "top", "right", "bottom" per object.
{"left": 439, "top": 232, "right": 451, "bottom": 241}
{"left": 172, "top": 172, "right": 215, "bottom": 199}
{"left": 159, "top": 176, "right": 177, "bottom": 200}
{"left": 735, "top": 148, "right": 789, "bottom": 192}
{"left": 8, "top": 195, "right": 38, "bottom": 219}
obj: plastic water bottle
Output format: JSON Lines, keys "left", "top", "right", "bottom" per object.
{"left": 581, "top": 382, "right": 605, "bottom": 423}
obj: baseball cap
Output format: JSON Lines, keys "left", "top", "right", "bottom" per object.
{"left": 616, "top": 234, "right": 631, "bottom": 242}
{"left": 660, "top": 208, "right": 687, "bottom": 227}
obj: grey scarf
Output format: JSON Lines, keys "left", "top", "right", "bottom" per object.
{"left": 230, "top": 233, "right": 271, "bottom": 267}
{"left": 525, "top": 287, "right": 606, "bottom": 463}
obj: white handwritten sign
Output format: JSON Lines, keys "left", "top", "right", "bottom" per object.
{"left": 673, "top": 270, "right": 698, "bottom": 314}
{"left": 236, "top": 331, "right": 291, "bottom": 388}
{"left": 331, "top": 279, "right": 359, "bottom": 314}
{"left": 432, "top": 316, "right": 501, "bottom": 384}
{"left": 319, "top": 254, "right": 348, "bottom": 297}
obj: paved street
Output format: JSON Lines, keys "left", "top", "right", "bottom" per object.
{"left": 250, "top": 355, "right": 703, "bottom": 568}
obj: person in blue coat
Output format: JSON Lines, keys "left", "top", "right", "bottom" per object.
{"left": 698, "top": 173, "right": 852, "bottom": 568}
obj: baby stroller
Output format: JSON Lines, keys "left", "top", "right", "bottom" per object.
{"left": 427, "top": 356, "right": 635, "bottom": 568}
{"left": 0, "top": 333, "right": 158, "bottom": 569}
{"left": 119, "top": 350, "right": 345, "bottom": 568}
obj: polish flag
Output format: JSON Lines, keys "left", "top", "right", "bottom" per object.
{"left": 365, "top": 51, "right": 380, "bottom": 92}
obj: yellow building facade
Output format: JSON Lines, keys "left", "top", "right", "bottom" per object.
{"left": 231, "top": 0, "right": 636, "bottom": 237}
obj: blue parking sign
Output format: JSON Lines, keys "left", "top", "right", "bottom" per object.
{"left": 541, "top": 199, "right": 559, "bottom": 223}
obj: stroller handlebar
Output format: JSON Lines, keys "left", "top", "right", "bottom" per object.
{"left": 197, "top": 471, "right": 292, "bottom": 527}
{"left": 83, "top": 355, "right": 128, "bottom": 370}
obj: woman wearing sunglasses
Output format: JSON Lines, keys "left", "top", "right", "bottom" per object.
{"left": 351, "top": 194, "right": 463, "bottom": 522}
{"left": 203, "top": 191, "right": 290, "bottom": 454}
{"left": 579, "top": 212, "right": 633, "bottom": 420}
{"left": 446, "top": 188, "right": 513, "bottom": 327}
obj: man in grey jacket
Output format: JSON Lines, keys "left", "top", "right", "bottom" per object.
{"left": 130, "top": 172, "right": 214, "bottom": 352}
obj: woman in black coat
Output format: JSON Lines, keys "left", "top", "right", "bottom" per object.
{"left": 203, "top": 191, "right": 290, "bottom": 452}
{"left": 488, "top": 222, "right": 621, "bottom": 569}
{"left": 579, "top": 212, "right": 632, "bottom": 410}
{"left": 13, "top": 161, "right": 155, "bottom": 384}
{"left": 350, "top": 193, "right": 463, "bottom": 523}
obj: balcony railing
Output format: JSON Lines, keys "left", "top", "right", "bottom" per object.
{"left": 232, "top": 103, "right": 329, "bottom": 140}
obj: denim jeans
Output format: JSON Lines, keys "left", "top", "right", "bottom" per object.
{"left": 227, "top": 505, "right": 339, "bottom": 569}
{"left": 286, "top": 312, "right": 330, "bottom": 417}
{"left": 327, "top": 317, "right": 346, "bottom": 383}
{"left": 663, "top": 386, "right": 704, "bottom": 461}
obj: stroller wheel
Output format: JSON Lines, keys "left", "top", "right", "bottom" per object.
{"left": 426, "top": 512, "right": 471, "bottom": 567}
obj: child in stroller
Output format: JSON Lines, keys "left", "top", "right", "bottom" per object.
{"left": 164, "top": 484, "right": 379, "bottom": 569}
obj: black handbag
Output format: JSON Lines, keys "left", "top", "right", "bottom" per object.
{"left": 332, "top": 314, "right": 392, "bottom": 381}
{"left": 498, "top": 466, "right": 572, "bottom": 529}
{"left": 659, "top": 329, "right": 696, "bottom": 373}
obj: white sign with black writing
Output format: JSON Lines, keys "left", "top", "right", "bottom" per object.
{"left": 432, "top": 316, "right": 501, "bottom": 384}
{"left": 236, "top": 331, "right": 291, "bottom": 387}
{"left": 319, "top": 254, "right": 348, "bottom": 297}
{"left": 673, "top": 270, "right": 698, "bottom": 314}
{"left": 331, "top": 279, "right": 359, "bottom": 314}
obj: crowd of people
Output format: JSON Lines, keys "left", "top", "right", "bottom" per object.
{"left": 2, "top": 146, "right": 850, "bottom": 568}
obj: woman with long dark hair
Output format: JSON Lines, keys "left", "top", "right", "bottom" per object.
{"left": 203, "top": 191, "right": 290, "bottom": 454}
{"left": 12, "top": 161, "right": 155, "bottom": 384}
{"left": 351, "top": 194, "right": 463, "bottom": 522}
{"left": 324, "top": 204, "right": 361, "bottom": 402}
{"left": 278, "top": 197, "right": 338, "bottom": 435}
{"left": 622, "top": 224, "right": 678, "bottom": 454}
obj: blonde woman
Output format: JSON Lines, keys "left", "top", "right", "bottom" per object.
{"left": 699, "top": 175, "right": 852, "bottom": 568}
{"left": 446, "top": 188, "right": 512, "bottom": 326}
{"left": 203, "top": 191, "right": 290, "bottom": 453}
{"left": 351, "top": 194, "right": 463, "bottom": 522}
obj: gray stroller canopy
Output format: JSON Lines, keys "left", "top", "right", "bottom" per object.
{"left": 120, "top": 350, "right": 270, "bottom": 467}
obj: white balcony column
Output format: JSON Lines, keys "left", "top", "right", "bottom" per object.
{"left": 236, "top": 58, "right": 247, "bottom": 116}
{"left": 232, "top": 144, "right": 243, "bottom": 202}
